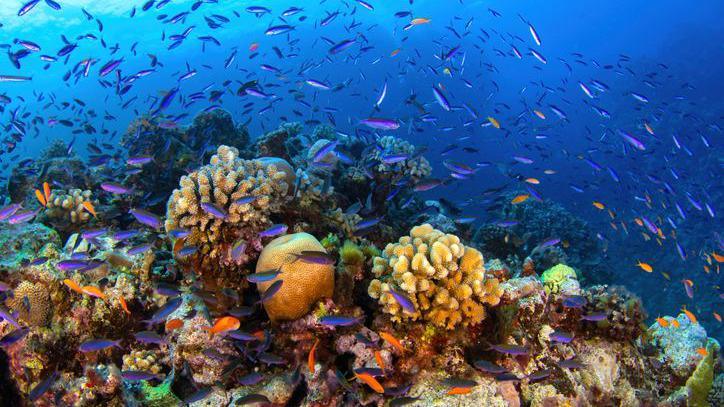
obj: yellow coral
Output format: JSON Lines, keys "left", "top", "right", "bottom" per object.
{"left": 164, "top": 145, "right": 294, "bottom": 269}
{"left": 44, "top": 188, "right": 97, "bottom": 224}
{"left": 256, "top": 233, "right": 335, "bottom": 321}
{"left": 368, "top": 224, "right": 502, "bottom": 329}
{"left": 6, "top": 281, "right": 53, "bottom": 326}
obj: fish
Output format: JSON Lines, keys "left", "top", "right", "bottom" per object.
{"left": 355, "top": 372, "right": 384, "bottom": 393}
{"left": 511, "top": 194, "right": 530, "bottom": 204}
{"left": 121, "top": 370, "right": 161, "bottom": 381}
{"left": 129, "top": 208, "right": 163, "bottom": 229}
{"left": 636, "top": 261, "right": 653, "bottom": 273}
{"left": 259, "top": 224, "right": 288, "bottom": 238}
{"left": 379, "top": 331, "right": 405, "bottom": 353}
{"left": 259, "top": 280, "right": 283, "bottom": 303}
{"left": 28, "top": 371, "right": 59, "bottom": 401}
{"left": 247, "top": 270, "right": 281, "bottom": 283}
{"left": 308, "top": 338, "right": 319, "bottom": 374}
{"left": 79, "top": 338, "right": 121, "bottom": 352}
{"left": 319, "top": 315, "right": 361, "bottom": 327}
{"left": 200, "top": 202, "right": 228, "bottom": 220}
{"left": 204, "top": 316, "right": 240, "bottom": 335}
{"left": 292, "top": 251, "right": 335, "bottom": 265}
{"left": 388, "top": 289, "right": 415, "bottom": 313}
{"left": 81, "top": 286, "right": 107, "bottom": 301}
{"left": 360, "top": 118, "right": 400, "bottom": 130}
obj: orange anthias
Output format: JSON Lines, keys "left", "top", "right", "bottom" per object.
{"left": 308, "top": 338, "right": 319, "bottom": 374}
{"left": 447, "top": 386, "right": 473, "bottom": 395}
{"left": 82, "top": 201, "right": 97, "bottom": 217}
{"left": 43, "top": 182, "right": 51, "bottom": 202}
{"left": 63, "top": 279, "right": 84, "bottom": 295}
{"left": 118, "top": 296, "right": 131, "bottom": 315}
{"left": 379, "top": 332, "right": 404, "bottom": 353}
{"left": 81, "top": 285, "right": 106, "bottom": 301}
{"left": 355, "top": 373, "right": 384, "bottom": 393}
{"left": 165, "top": 318, "right": 184, "bottom": 332}
{"left": 35, "top": 189, "right": 47, "bottom": 207}
{"left": 204, "top": 316, "right": 240, "bottom": 335}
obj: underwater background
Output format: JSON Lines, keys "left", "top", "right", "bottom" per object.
{"left": 0, "top": 0, "right": 722, "bottom": 405}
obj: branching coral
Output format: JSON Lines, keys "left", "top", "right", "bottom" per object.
{"left": 368, "top": 223, "right": 502, "bottom": 329}
{"left": 164, "top": 145, "right": 294, "bottom": 271}
{"left": 367, "top": 136, "right": 431, "bottom": 181}
{"left": 42, "top": 188, "right": 97, "bottom": 225}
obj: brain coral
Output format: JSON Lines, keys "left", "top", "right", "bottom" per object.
{"left": 164, "top": 145, "right": 294, "bottom": 270}
{"left": 6, "top": 281, "right": 53, "bottom": 326}
{"left": 256, "top": 232, "right": 335, "bottom": 321}
{"left": 368, "top": 223, "right": 502, "bottom": 329}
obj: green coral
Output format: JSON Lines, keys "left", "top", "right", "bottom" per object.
{"left": 320, "top": 233, "right": 339, "bottom": 252}
{"left": 686, "top": 339, "right": 719, "bottom": 407}
{"left": 339, "top": 240, "right": 364, "bottom": 265}
{"left": 541, "top": 264, "right": 577, "bottom": 294}
{"left": 139, "top": 379, "right": 181, "bottom": 407}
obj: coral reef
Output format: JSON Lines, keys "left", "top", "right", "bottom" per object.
{"left": 164, "top": 145, "right": 293, "bottom": 273}
{"left": 40, "top": 188, "right": 98, "bottom": 233}
{"left": 541, "top": 263, "right": 581, "bottom": 296}
{"left": 256, "top": 232, "right": 335, "bottom": 321}
{"left": 6, "top": 280, "right": 52, "bottom": 326}
{"left": 368, "top": 223, "right": 502, "bottom": 329}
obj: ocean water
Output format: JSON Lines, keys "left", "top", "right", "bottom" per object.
{"left": 0, "top": 0, "right": 722, "bottom": 404}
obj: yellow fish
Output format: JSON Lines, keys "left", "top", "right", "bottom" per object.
{"left": 592, "top": 201, "right": 605, "bottom": 210}
{"left": 511, "top": 194, "right": 530, "bottom": 204}
{"left": 636, "top": 261, "right": 653, "bottom": 273}
{"left": 524, "top": 178, "right": 540, "bottom": 184}
{"left": 410, "top": 18, "right": 431, "bottom": 26}
{"left": 533, "top": 110, "right": 546, "bottom": 119}
{"left": 487, "top": 116, "right": 501, "bottom": 129}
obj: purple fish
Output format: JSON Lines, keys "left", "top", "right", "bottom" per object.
{"left": 177, "top": 245, "right": 199, "bottom": 257}
{"left": 134, "top": 331, "right": 166, "bottom": 345}
{"left": 238, "top": 372, "right": 264, "bottom": 386}
{"left": 28, "top": 370, "right": 58, "bottom": 401}
{"left": 549, "top": 330, "right": 574, "bottom": 344}
{"left": 259, "top": 280, "right": 283, "bottom": 303}
{"left": 121, "top": 370, "right": 160, "bottom": 381}
{"left": 354, "top": 218, "right": 381, "bottom": 231}
{"left": 432, "top": 86, "right": 450, "bottom": 111}
{"left": 558, "top": 358, "right": 585, "bottom": 369}
{"left": 227, "top": 330, "right": 258, "bottom": 341}
{"left": 329, "top": 38, "right": 355, "bottom": 54}
{"left": 247, "top": 271, "right": 280, "bottom": 283}
{"left": 562, "top": 295, "right": 587, "bottom": 308}
{"left": 292, "top": 251, "right": 335, "bottom": 265}
{"left": 200, "top": 202, "right": 228, "bottom": 220}
{"left": 257, "top": 352, "right": 286, "bottom": 365}
{"left": 0, "top": 307, "right": 21, "bottom": 329}
{"left": 101, "top": 182, "right": 133, "bottom": 194}
{"left": 56, "top": 259, "right": 91, "bottom": 272}
{"left": 360, "top": 118, "right": 399, "bottom": 130}
{"left": 168, "top": 228, "right": 190, "bottom": 239}
{"left": 79, "top": 338, "right": 121, "bottom": 352}
{"left": 381, "top": 154, "right": 408, "bottom": 164}
{"left": 127, "top": 244, "right": 153, "bottom": 256}
{"left": 537, "top": 238, "right": 561, "bottom": 249}
{"left": 113, "top": 229, "right": 140, "bottom": 241}
{"left": 319, "top": 315, "right": 361, "bottom": 327}
{"left": 129, "top": 208, "right": 162, "bottom": 229}
{"left": 581, "top": 312, "right": 608, "bottom": 321}
{"left": 234, "top": 196, "right": 258, "bottom": 205}
{"left": 18, "top": 0, "right": 40, "bottom": 17}
{"left": 99, "top": 59, "right": 123, "bottom": 77}
{"left": 259, "top": 224, "right": 287, "bottom": 238}
{"left": 265, "top": 25, "right": 294, "bottom": 36}
{"left": 312, "top": 140, "right": 339, "bottom": 163}
{"left": 473, "top": 360, "right": 508, "bottom": 374}
{"left": 490, "top": 344, "right": 529, "bottom": 355}
{"left": 0, "top": 328, "right": 30, "bottom": 347}
{"left": 513, "top": 156, "right": 534, "bottom": 164}
{"left": 230, "top": 239, "right": 247, "bottom": 262}
{"left": 527, "top": 369, "right": 552, "bottom": 383}
{"left": 8, "top": 209, "right": 38, "bottom": 224}
{"left": 146, "top": 296, "right": 182, "bottom": 325}
{"left": 414, "top": 178, "right": 442, "bottom": 192}
{"left": 127, "top": 155, "right": 153, "bottom": 165}
{"left": 388, "top": 289, "right": 415, "bottom": 313}
{"left": 618, "top": 130, "right": 646, "bottom": 151}
{"left": 0, "top": 204, "right": 21, "bottom": 221}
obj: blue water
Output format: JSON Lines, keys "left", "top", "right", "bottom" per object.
{"left": 1, "top": 0, "right": 722, "bottom": 343}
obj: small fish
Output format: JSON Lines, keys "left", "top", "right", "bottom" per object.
{"left": 308, "top": 338, "right": 319, "bottom": 374}
{"left": 0, "top": 328, "right": 30, "bottom": 347}
{"left": 636, "top": 261, "right": 653, "bottom": 273}
{"left": 562, "top": 295, "right": 587, "bottom": 308}
{"left": 200, "top": 202, "right": 228, "bottom": 220}
{"left": 581, "top": 312, "right": 608, "bottom": 321}
{"left": 165, "top": 318, "right": 184, "bottom": 332}
{"left": 259, "top": 279, "right": 283, "bottom": 303}
{"left": 355, "top": 372, "right": 384, "bottom": 393}
{"left": 682, "top": 308, "right": 697, "bottom": 324}
{"left": 82, "top": 286, "right": 106, "bottom": 301}
{"left": 28, "top": 371, "right": 58, "bottom": 401}
{"left": 204, "top": 316, "right": 240, "bottom": 336}
{"left": 656, "top": 317, "right": 669, "bottom": 328}
{"left": 557, "top": 358, "right": 585, "bottom": 369}
{"left": 35, "top": 189, "right": 47, "bottom": 207}
{"left": 696, "top": 347, "right": 708, "bottom": 357}
{"left": 511, "top": 194, "right": 530, "bottom": 204}
{"left": 359, "top": 118, "right": 400, "bottom": 130}
{"left": 490, "top": 343, "right": 529, "bottom": 355}
{"left": 259, "top": 224, "right": 288, "bottom": 238}
{"left": 410, "top": 17, "right": 431, "bottom": 26}
{"left": 379, "top": 332, "right": 404, "bottom": 353}
{"left": 388, "top": 289, "right": 415, "bottom": 313}
{"left": 236, "top": 394, "right": 271, "bottom": 405}
{"left": 487, "top": 116, "right": 501, "bottom": 129}
{"left": 247, "top": 270, "right": 281, "bottom": 283}
{"left": 473, "top": 360, "right": 508, "bottom": 374}
{"left": 121, "top": 370, "right": 160, "bottom": 381}
{"left": 319, "top": 315, "right": 361, "bottom": 327}
{"left": 129, "top": 208, "right": 162, "bottom": 229}
{"left": 79, "top": 338, "right": 121, "bottom": 352}
{"left": 134, "top": 331, "right": 166, "bottom": 345}
{"left": 118, "top": 297, "right": 131, "bottom": 315}
{"left": 549, "top": 330, "right": 574, "bottom": 344}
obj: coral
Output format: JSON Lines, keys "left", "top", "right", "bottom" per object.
{"left": 644, "top": 312, "right": 710, "bottom": 379}
{"left": 0, "top": 222, "right": 60, "bottom": 272}
{"left": 6, "top": 281, "right": 52, "bottom": 326}
{"left": 256, "top": 232, "right": 335, "bottom": 321}
{"left": 367, "top": 135, "right": 431, "bottom": 181}
{"left": 164, "top": 145, "right": 293, "bottom": 271}
{"left": 252, "top": 122, "right": 303, "bottom": 161}
{"left": 339, "top": 240, "right": 364, "bottom": 266}
{"left": 708, "top": 373, "right": 724, "bottom": 406}
{"left": 136, "top": 379, "right": 181, "bottom": 407}
{"left": 368, "top": 224, "right": 502, "bottom": 329}
{"left": 406, "top": 370, "right": 509, "bottom": 406}
{"left": 122, "top": 349, "right": 166, "bottom": 377}
{"left": 685, "top": 339, "right": 719, "bottom": 407}
{"left": 576, "top": 285, "right": 647, "bottom": 341}
{"left": 541, "top": 263, "right": 580, "bottom": 296}
{"left": 40, "top": 188, "right": 97, "bottom": 227}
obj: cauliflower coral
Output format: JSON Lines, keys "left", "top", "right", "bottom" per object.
{"left": 164, "top": 145, "right": 294, "bottom": 270}
{"left": 368, "top": 223, "right": 502, "bottom": 329}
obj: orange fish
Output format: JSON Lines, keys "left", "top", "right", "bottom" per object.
{"left": 374, "top": 350, "right": 385, "bottom": 370}
{"left": 204, "top": 316, "right": 240, "bottom": 335}
{"left": 511, "top": 194, "right": 529, "bottom": 204}
{"left": 533, "top": 110, "right": 546, "bottom": 120}
{"left": 671, "top": 319, "right": 680, "bottom": 328}
{"left": 35, "top": 189, "right": 47, "bottom": 207}
{"left": 82, "top": 201, "right": 96, "bottom": 217}
{"left": 682, "top": 308, "right": 697, "bottom": 324}
{"left": 81, "top": 285, "right": 106, "bottom": 301}
{"left": 390, "top": 48, "right": 401, "bottom": 57}
{"left": 410, "top": 18, "right": 431, "bottom": 26}
{"left": 249, "top": 42, "right": 259, "bottom": 52}
{"left": 63, "top": 279, "right": 84, "bottom": 295}
{"left": 447, "top": 386, "right": 473, "bottom": 395}
{"left": 636, "top": 261, "right": 653, "bottom": 273}
{"left": 118, "top": 296, "right": 131, "bottom": 315}
{"left": 592, "top": 201, "right": 605, "bottom": 210}
{"left": 656, "top": 317, "right": 669, "bottom": 328}
{"left": 355, "top": 373, "right": 384, "bottom": 393}
{"left": 379, "top": 332, "right": 404, "bottom": 353}
{"left": 713, "top": 312, "right": 721, "bottom": 323}
{"left": 712, "top": 252, "right": 724, "bottom": 263}
{"left": 165, "top": 318, "right": 184, "bottom": 332}
{"left": 524, "top": 178, "right": 540, "bottom": 185}
{"left": 487, "top": 116, "right": 501, "bottom": 129}
{"left": 173, "top": 238, "right": 186, "bottom": 256}
{"left": 634, "top": 218, "right": 643, "bottom": 227}
{"left": 696, "top": 347, "right": 708, "bottom": 357}
{"left": 43, "top": 182, "right": 51, "bottom": 202}
{"left": 308, "top": 338, "right": 319, "bottom": 374}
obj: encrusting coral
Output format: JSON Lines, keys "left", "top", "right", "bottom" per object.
{"left": 368, "top": 223, "right": 502, "bottom": 329}
{"left": 256, "top": 232, "right": 335, "bottom": 321}
{"left": 164, "top": 145, "right": 294, "bottom": 271}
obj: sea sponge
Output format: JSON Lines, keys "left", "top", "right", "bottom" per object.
{"left": 256, "top": 233, "right": 335, "bottom": 321}
{"left": 6, "top": 281, "right": 53, "bottom": 326}
{"left": 685, "top": 339, "right": 719, "bottom": 407}
{"left": 541, "top": 263, "right": 580, "bottom": 295}
{"left": 368, "top": 223, "right": 502, "bottom": 329}
{"left": 164, "top": 145, "right": 294, "bottom": 270}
